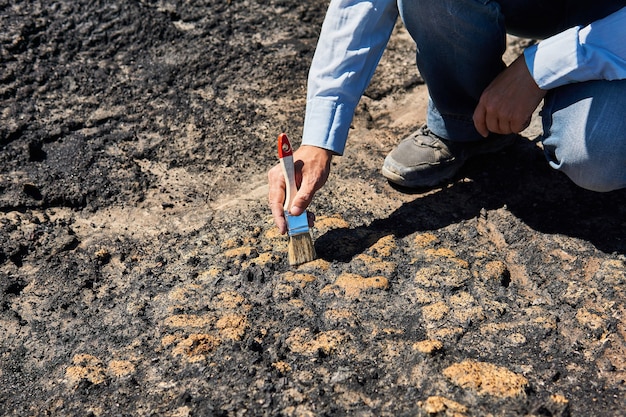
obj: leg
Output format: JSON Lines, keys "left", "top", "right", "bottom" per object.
{"left": 397, "top": 0, "right": 624, "bottom": 141}
{"left": 384, "top": 0, "right": 514, "bottom": 187}
{"left": 384, "top": 0, "right": 521, "bottom": 187}
{"left": 398, "top": 0, "right": 507, "bottom": 141}
{"left": 385, "top": 0, "right": 626, "bottom": 189}
{"left": 541, "top": 79, "right": 626, "bottom": 192}
{"left": 503, "top": 0, "right": 626, "bottom": 39}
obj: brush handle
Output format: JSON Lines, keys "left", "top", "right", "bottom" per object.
{"left": 278, "top": 133, "right": 297, "bottom": 212}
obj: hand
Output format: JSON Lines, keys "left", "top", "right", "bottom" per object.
{"left": 268, "top": 145, "right": 334, "bottom": 234}
{"left": 473, "top": 55, "right": 547, "bottom": 137}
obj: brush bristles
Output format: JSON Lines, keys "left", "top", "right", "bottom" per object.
{"left": 288, "top": 232, "right": 316, "bottom": 266}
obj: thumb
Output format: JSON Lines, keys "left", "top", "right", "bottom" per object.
{"left": 289, "top": 186, "right": 315, "bottom": 216}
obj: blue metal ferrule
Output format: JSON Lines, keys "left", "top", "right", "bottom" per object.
{"left": 285, "top": 211, "right": 309, "bottom": 236}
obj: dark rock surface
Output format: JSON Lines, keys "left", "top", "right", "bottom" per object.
{"left": 1, "top": 1, "right": 625, "bottom": 416}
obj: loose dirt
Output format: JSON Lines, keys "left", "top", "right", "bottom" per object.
{"left": 1, "top": 1, "right": 625, "bottom": 416}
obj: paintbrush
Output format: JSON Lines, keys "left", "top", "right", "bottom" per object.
{"left": 278, "top": 133, "right": 316, "bottom": 266}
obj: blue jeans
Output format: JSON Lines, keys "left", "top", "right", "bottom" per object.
{"left": 398, "top": 0, "right": 626, "bottom": 191}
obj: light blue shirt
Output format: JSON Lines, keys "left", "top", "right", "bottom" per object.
{"left": 301, "top": 1, "right": 626, "bottom": 155}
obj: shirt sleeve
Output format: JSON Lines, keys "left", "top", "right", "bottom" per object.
{"left": 524, "top": 7, "right": 626, "bottom": 90}
{"left": 300, "top": 0, "right": 399, "bottom": 155}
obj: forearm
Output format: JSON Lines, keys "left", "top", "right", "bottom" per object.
{"left": 301, "top": 0, "right": 399, "bottom": 154}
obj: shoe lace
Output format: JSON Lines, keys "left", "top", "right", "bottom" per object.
{"left": 415, "top": 126, "right": 446, "bottom": 149}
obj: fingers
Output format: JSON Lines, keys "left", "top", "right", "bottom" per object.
{"left": 474, "top": 99, "right": 531, "bottom": 136}
{"left": 289, "top": 179, "right": 314, "bottom": 216}
{"left": 473, "top": 55, "right": 546, "bottom": 137}
{"left": 289, "top": 146, "right": 333, "bottom": 216}
{"left": 474, "top": 90, "right": 518, "bottom": 136}
{"left": 267, "top": 144, "right": 333, "bottom": 232}
{"left": 473, "top": 104, "right": 489, "bottom": 137}
{"left": 267, "top": 164, "right": 288, "bottom": 234}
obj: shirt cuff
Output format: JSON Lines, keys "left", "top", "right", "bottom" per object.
{"left": 523, "top": 26, "right": 581, "bottom": 90}
{"left": 301, "top": 97, "right": 355, "bottom": 155}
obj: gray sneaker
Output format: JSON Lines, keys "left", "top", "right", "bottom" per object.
{"left": 382, "top": 126, "right": 516, "bottom": 188}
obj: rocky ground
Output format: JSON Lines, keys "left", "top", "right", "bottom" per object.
{"left": 1, "top": 1, "right": 625, "bottom": 416}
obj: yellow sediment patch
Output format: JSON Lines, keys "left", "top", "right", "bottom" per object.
{"left": 161, "top": 334, "right": 181, "bottom": 347}
{"left": 286, "top": 328, "right": 345, "bottom": 355}
{"left": 415, "top": 264, "right": 470, "bottom": 288}
{"left": 449, "top": 291, "right": 475, "bottom": 307}
{"left": 549, "top": 248, "right": 577, "bottom": 263}
{"left": 172, "top": 334, "right": 221, "bottom": 358}
{"left": 169, "top": 284, "right": 202, "bottom": 302}
{"left": 428, "top": 327, "right": 464, "bottom": 341}
{"left": 422, "top": 301, "right": 450, "bottom": 321}
{"left": 414, "top": 288, "right": 441, "bottom": 304}
{"left": 313, "top": 215, "right": 350, "bottom": 230}
{"left": 449, "top": 292, "right": 485, "bottom": 323}
{"left": 264, "top": 226, "right": 283, "bottom": 240}
{"left": 368, "top": 326, "right": 403, "bottom": 338}
{"left": 216, "top": 291, "right": 250, "bottom": 310}
{"left": 221, "top": 237, "right": 239, "bottom": 249}
{"left": 198, "top": 267, "right": 223, "bottom": 280}
{"left": 161, "top": 290, "right": 250, "bottom": 359}
{"left": 272, "top": 361, "right": 292, "bottom": 374}
{"left": 321, "top": 273, "right": 389, "bottom": 298}
{"left": 283, "top": 271, "right": 317, "bottom": 287}
{"left": 222, "top": 237, "right": 258, "bottom": 249}
{"left": 223, "top": 245, "right": 256, "bottom": 259}
{"left": 297, "top": 258, "right": 331, "bottom": 271}
{"left": 425, "top": 248, "right": 469, "bottom": 268}
{"left": 531, "top": 315, "right": 557, "bottom": 331}
{"left": 164, "top": 314, "right": 215, "bottom": 328}
{"left": 243, "top": 251, "right": 278, "bottom": 269}
{"left": 281, "top": 405, "right": 315, "bottom": 417}
{"left": 216, "top": 314, "right": 248, "bottom": 341}
{"left": 382, "top": 328, "right": 404, "bottom": 335}
{"left": 368, "top": 235, "right": 396, "bottom": 257}
{"left": 550, "top": 394, "right": 569, "bottom": 405}
{"left": 94, "top": 248, "right": 110, "bottom": 260}
{"left": 443, "top": 360, "right": 528, "bottom": 398}
{"left": 420, "top": 396, "right": 468, "bottom": 415}
{"left": 324, "top": 309, "right": 356, "bottom": 326}
{"left": 478, "top": 260, "right": 509, "bottom": 282}
{"left": 170, "top": 406, "right": 192, "bottom": 417}
{"left": 108, "top": 360, "right": 135, "bottom": 377}
{"left": 66, "top": 354, "right": 106, "bottom": 385}
{"left": 412, "top": 340, "right": 443, "bottom": 354}
{"left": 414, "top": 232, "right": 437, "bottom": 248}
{"left": 354, "top": 254, "right": 396, "bottom": 275}
{"left": 507, "top": 333, "right": 527, "bottom": 345}
{"left": 333, "top": 385, "right": 379, "bottom": 409}
{"left": 273, "top": 283, "right": 296, "bottom": 299}
{"left": 415, "top": 265, "right": 439, "bottom": 287}
{"left": 288, "top": 299, "right": 305, "bottom": 308}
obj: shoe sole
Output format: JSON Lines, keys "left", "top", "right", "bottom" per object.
{"left": 382, "top": 160, "right": 462, "bottom": 188}
{"left": 382, "top": 134, "right": 517, "bottom": 188}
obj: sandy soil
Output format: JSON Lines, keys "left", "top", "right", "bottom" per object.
{"left": 1, "top": 1, "right": 625, "bottom": 416}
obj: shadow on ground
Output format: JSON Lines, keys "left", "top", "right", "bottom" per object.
{"left": 317, "top": 138, "right": 626, "bottom": 263}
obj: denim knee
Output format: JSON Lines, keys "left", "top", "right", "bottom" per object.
{"left": 542, "top": 81, "right": 626, "bottom": 192}
{"left": 542, "top": 80, "right": 626, "bottom": 192}
{"left": 398, "top": 0, "right": 506, "bottom": 140}
{"left": 546, "top": 136, "right": 626, "bottom": 192}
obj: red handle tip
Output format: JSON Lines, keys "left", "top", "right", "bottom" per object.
{"left": 277, "top": 133, "right": 293, "bottom": 158}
